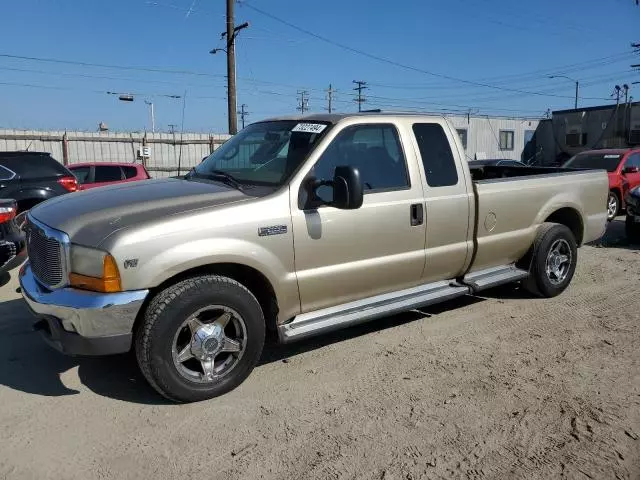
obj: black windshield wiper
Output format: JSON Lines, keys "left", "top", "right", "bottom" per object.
{"left": 191, "top": 170, "right": 244, "bottom": 191}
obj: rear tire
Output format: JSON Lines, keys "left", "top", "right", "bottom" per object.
{"left": 135, "top": 275, "right": 265, "bottom": 403}
{"left": 626, "top": 215, "right": 640, "bottom": 244}
{"left": 607, "top": 191, "right": 619, "bottom": 221}
{"left": 522, "top": 223, "right": 577, "bottom": 298}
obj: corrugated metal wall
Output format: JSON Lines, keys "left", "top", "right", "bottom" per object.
{"left": 0, "top": 130, "right": 231, "bottom": 178}
{"left": 445, "top": 115, "right": 540, "bottom": 161}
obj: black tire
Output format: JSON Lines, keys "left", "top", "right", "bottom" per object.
{"left": 607, "top": 191, "right": 619, "bottom": 221}
{"left": 135, "top": 275, "right": 265, "bottom": 403}
{"left": 522, "top": 222, "right": 577, "bottom": 298}
{"left": 626, "top": 215, "right": 640, "bottom": 244}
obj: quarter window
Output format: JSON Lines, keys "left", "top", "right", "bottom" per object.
{"left": 312, "top": 124, "right": 409, "bottom": 195}
{"left": 412, "top": 123, "right": 459, "bottom": 187}
{"left": 0, "top": 165, "right": 15, "bottom": 181}
{"left": 499, "top": 130, "right": 514, "bottom": 151}
{"left": 122, "top": 166, "right": 139, "bottom": 179}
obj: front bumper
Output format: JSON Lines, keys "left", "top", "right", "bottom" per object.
{"left": 19, "top": 263, "right": 149, "bottom": 356}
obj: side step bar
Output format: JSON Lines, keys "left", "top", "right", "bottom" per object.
{"left": 277, "top": 264, "right": 530, "bottom": 344}
{"left": 462, "top": 264, "right": 529, "bottom": 292}
{"left": 278, "top": 281, "right": 470, "bottom": 343}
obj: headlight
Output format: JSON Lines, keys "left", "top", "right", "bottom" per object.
{"left": 69, "top": 245, "right": 122, "bottom": 293}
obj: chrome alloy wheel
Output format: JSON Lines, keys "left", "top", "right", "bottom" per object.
{"left": 607, "top": 194, "right": 618, "bottom": 220}
{"left": 545, "top": 239, "right": 572, "bottom": 285}
{"left": 171, "top": 306, "right": 247, "bottom": 383}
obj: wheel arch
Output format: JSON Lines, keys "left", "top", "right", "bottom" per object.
{"left": 134, "top": 263, "right": 281, "bottom": 338}
{"left": 544, "top": 207, "right": 584, "bottom": 245}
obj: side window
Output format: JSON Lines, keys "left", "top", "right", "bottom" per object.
{"left": 625, "top": 153, "right": 640, "bottom": 169}
{"left": 412, "top": 123, "right": 459, "bottom": 187}
{"left": 499, "top": 130, "right": 515, "bottom": 151}
{"left": 456, "top": 128, "right": 468, "bottom": 150}
{"left": 313, "top": 124, "right": 409, "bottom": 196}
{"left": 0, "top": 165, "right": 16, "bottom": 181}
{"left": 122, "top": 166, "right": 138, "bottom": 179}
{"left": 70, "top": 166, "right": 91, "bottom": 184}
{"left": 94, "top": 166, "right": 123, "bottom": 183}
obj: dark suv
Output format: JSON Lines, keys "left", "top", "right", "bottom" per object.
{"left": 0, "top": 152, "right": 78, "bottom": 213}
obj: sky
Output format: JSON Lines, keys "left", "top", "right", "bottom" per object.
{"left": 0, "top": 0, "right": 638, "bottom": 133}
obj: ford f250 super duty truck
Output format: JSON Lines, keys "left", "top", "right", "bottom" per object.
{"left": 19, "top": 113, "right": 609, "bottom": 403}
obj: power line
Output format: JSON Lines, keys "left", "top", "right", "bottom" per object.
{"left": 240, "top": 1, "right": 615, "bottom": 101}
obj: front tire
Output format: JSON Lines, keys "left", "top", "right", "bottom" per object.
{"left": 135, "top": 275, "right": 265, "bottom": 403}
{"left": 522, "top": 223, "right": 577, "bottom": 298}
{"left": 626, "top": 215, "right": 640, "bottom": 244}
{"left": 607, "top": 192, "right": 620, "bottom": 221}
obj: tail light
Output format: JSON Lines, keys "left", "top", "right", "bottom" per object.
{"left": 0, "top": 201, "right": 17, "bottom": 224}
{"left": 58, "top": 176, "right": 78, "bottom": 192}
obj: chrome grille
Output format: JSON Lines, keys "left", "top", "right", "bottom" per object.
{"left": 26, "top": 217, "right": 69, "bottom": 289}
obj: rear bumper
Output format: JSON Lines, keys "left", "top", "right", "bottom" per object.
{"left": 0, "top": 223, "right": 26, "bottom": 275}
{"left": 19, "top": 263, "right": 148, "bottom": 356}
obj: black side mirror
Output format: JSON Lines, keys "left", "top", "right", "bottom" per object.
{"left": 623, "top": 166, "right": 640, "bottom": 175}
{"left": 332, "top": 165, "right": 363, "bottom": 210}
{"left": 300, "top": 165, "right": 363, "bottom": 210}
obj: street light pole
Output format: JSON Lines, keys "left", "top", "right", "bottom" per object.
{"left": 549, "top": 75, "right": 579, "bottom": 109}
{"left": 145, "top": 100, "right": 155, "bottom": 133}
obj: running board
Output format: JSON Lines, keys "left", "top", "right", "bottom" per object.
{"left": 278, "top": 281, "right": 470, "bottom": 343}
{"left": 462, "top": 264, "right": 529, "bottom": 292}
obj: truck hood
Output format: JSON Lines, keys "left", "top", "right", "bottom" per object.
{"left": 29, "top": 178, "right": 250, "bottom": 246}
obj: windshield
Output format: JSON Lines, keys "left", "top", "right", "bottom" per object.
{"left": 563, "top": 153, "right": 622, "bottom": 172}
{"left": 192, "top": 120, "right": 330, "bottom": 187}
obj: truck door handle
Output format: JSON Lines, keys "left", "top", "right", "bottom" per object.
{"left": 410, "top": 203, "right": 424, "bottom": 226}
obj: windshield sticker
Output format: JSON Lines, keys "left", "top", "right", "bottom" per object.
{"left": 604, "top": 155, "right": 621, "bottom": 159}
{"left": 292, "top": 123, "right": 327, "bottom": 134}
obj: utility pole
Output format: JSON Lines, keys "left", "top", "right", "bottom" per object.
{"left": 297, "top": 90, "right": 309, "bottom": 114}
{"left": 326, "top": 84, "right": 335, "bottom": 113}
{"left": 613, "top": 85, "right": 622, "bottom": 106}
{"left": 623, "top": 84, "right": 630, "bottom": 104}
{"left": 238, "top": 104, "right": 249, "bottom": 129}
{"left": 353, "top": 80, "right": 367, "bottom": 112}
{"left": 223, "top": 0, "right": 249, "bottom": 135}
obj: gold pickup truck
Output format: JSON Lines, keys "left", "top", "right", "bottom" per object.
{"left": 19, "top": 113, "right": 608, "bottom": 402}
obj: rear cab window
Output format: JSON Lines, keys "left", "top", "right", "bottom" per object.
{"left": 412, "top": 123, "right": 459, "bottom": 187}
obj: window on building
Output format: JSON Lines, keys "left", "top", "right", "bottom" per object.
{"left": 312, "top": 124, "right": 409, "bottom": 201}
{"left": 412, "top": 123, "right": 459, "bottom": 187}
{"left": 94, "top": 165, "right": 124, "bottom": 183}
{"left": 499, "top": 130, "right": 514, "bottom": 151}
{"left": 565, "top": 133, "right": 588, "bottom": 147}
{"left": 456, "top": 128, "right": 468, "bottom": 149}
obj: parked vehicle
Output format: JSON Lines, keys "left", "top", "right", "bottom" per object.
{"left": 625, "top": 186, "right": 640, "bottom": 243}
{"left": 19, "top": 113, "right": 608, "bottom": 402}
{"left": 562, "top": 148, "right": 640, "bottom": 221}
{"left": 67, "top": 162, "right": 151, "bottom": 190}
{"left": 0, "top": 199, "right": 26, "bottom": 277}
{"left": 0, "top": 152, "right": 78, "bottom": 212}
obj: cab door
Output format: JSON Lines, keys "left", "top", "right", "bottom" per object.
{"left": 290, "top": 122, "right": 427, "bottom": 314}
{"left": 409, "top": 121, "right": 472, "bottom": 282}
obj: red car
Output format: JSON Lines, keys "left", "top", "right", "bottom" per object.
{"left": 563, "top": 148, "right": 640, "bottom": 220}
{"left": 68, "top": 162, "right": 151, "bottom": 190}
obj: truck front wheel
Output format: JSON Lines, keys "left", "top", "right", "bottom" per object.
{"left": 522, "top": 223, "right": 577, "bottom": 298}
{"left": 135, "top": 275, "right": 265, "bottom": 403}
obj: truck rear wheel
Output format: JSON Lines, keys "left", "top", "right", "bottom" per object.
{"left": 522, "top": 223, "right": 577, "bottom": 298}
{"left": 135, "top": 275, "right": 265, "bottom": 403}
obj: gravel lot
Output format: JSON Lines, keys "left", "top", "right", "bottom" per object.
{"left": 0, "top": 218, "right": 638, "bottom": 480}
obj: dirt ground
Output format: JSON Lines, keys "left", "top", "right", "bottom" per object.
{"left": 0, "top": 218, "right": 638, "bottom": 480}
